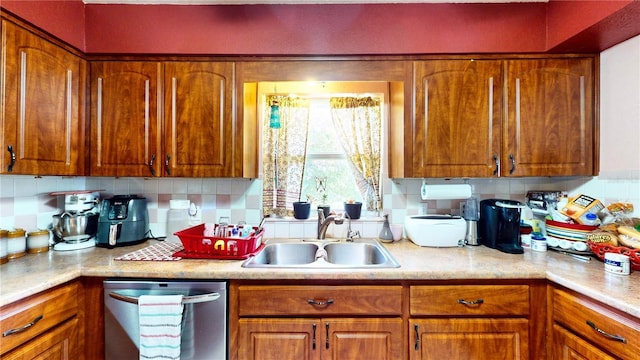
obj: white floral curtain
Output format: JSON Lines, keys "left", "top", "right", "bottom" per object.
{"left": 329, "top": 97, "right": 382, "bottom": 212}
{"left": 262, "top": 96, "right": 311, "bottom": 217}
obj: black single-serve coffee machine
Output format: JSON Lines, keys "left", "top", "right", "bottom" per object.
{"left": 479, "top": 199, "right": 526, "bottom": 254}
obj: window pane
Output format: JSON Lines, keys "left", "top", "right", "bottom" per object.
{"left": 301, "top": 158, "right": 362, "bottom": 208}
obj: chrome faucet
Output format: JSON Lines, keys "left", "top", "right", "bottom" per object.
{"left": 344, "top": 212, "right": 361, "bottom": 242}
{"left": 317, "top": 208, "right": 344, "bottom": 239}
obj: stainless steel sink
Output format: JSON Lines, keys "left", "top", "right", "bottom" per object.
{"left": 248, "top": 243, "right": 318, "bottom": 265}
{"left": 242, "top": 239, "right": 400, "bottom": 268}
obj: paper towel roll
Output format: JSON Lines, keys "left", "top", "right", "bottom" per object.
{"left": 421, "top": 183, "right": 472, "bottom": 200}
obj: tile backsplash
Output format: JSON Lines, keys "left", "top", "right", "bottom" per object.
{"left": 1, "top": 175, "right": 638, "bottom": 240}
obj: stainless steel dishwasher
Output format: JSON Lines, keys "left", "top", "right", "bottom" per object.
{"left": 104, "top": 280, "right": 227, "bottom": 360}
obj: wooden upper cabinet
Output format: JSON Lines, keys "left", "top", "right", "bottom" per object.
{"left": 504, "top": 58, "right": 595, "bottom": 177}
{"left": 406, "top": 57, "right": 596, "bottom": 178}
{"left": 1, "top": 20, "right": 86, "bottom": 176}
{"left": 90, "top": 61, "right": 234, "bottom": 177}
{"left": 412, "top": 60, "right": 502, "bottom": 178}
{"left": 90, "top": 61, "right": 162, "bottom": 177}
{"left": 164, "top": 62, "right": 234, "bottom": 177}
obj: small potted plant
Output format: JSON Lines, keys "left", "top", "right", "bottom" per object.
{"left": 293, "top": 196, "right": 311, "bottom": 220}
{"left": 344, "top": 199, "right": 362, "bottom": 220}
{"left": 315, "top": 176, "right": 331, "bottom": 218}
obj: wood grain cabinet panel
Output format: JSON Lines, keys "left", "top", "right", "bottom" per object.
{"left": 410, "top": 318, "right": 529, "bottom": 360}
{"left": 90, "top": 61, "right": 234, "bottom": 177}
{"left": 1, "top": 318, "right": 79, "bottom": 360}
{"left": 550, "top": 287, "right": 640, "bottom": 360}
{"left": 1, "top": 20, "right": 86, "bottom": 175}
{"left": 410, "top": 285, "right": 530, "bottom": 316}
{"left": 89, "top": 61, "right": 162, "bottom": 177}
{"left": 235, "top": 284, "right": 403, "bottom": 360}
{"left": 405, "top": 57, "right": 595, "bottom": 178}
{"left": 504, "top": 58, "right": 595, "bottom": 177}
{"left": 0, "top": 282, "right": 79, "bottom": 358}
{"left": 409, "top": 284, "right": 534, "bottom": 360}
{"left": 412, "top": 60, "right": 502, "bottom": 178}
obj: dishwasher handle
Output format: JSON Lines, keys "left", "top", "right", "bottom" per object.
{"left": 109, "top": 291, "right": 221, "bottom": 305}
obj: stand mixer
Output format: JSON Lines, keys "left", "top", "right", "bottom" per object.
{"left": 49, "top": 190, "right": 102, "bottom": 251}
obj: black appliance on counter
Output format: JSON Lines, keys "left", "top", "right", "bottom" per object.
{"left": 97, "top": 195, "right": 149, "bottom": 248}
{"left": 478, "top": 199, "right": 525, "bottom": 254}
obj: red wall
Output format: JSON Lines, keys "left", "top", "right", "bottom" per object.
{"left": 1, "top": 0, "right": 85, "bottom": 51}
{"left": 1, "top": 0, "right": 638, "bottom": 55}
{"left": 84, "top": 3, "right": 547, "bottom": 55}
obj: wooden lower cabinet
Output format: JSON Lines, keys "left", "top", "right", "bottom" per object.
{"left": 239, "top": 318, "right": 403, "bottom": 360}
{"left": 410, "top": 318, "right": 529, "bottom": 360}
{"left": 552, "top": 324, "right": 617, "bottom": 360}
{"left": 549, "top": 286, "right": 640, "bottom": 360}
{"left": 1, "top": 318, "right": 79, "bottom": 360}
{"left": 233, "top": 283, "right": 404, "bottom": 360}
{"left": 0, "top": 281, "right": 81, "bottom": 360}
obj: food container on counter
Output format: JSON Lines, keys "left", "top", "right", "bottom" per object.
{"left": 7, "top": 228, "right": 26, "bottom": 260}
{"left": 27, "top": 229, "right": 51, "bottom": 253}
{"left": 0, "top": 229, "right": 8, "bottom": 264}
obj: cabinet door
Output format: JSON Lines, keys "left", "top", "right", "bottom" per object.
{"left": 325, "top": 318, "right": 403, "bottom": 360}
{"left": 410, "top": 318, "right": 529, "bottom": 360}
{"left": 504, "top": 58, "right": 594, "bottom": 176}
{"left": 1, "top": 318, "right": 79, "bottom": 360}
{"left": 412, "top": 60, "right": 502, "bottom": 177}
{"left": 1, "top": 21, "right": 85, "bottom": 175}
{"left": 238, "top": 318, "right": 320, "bottom": 360}
{"left": 164, "top": 62, "right": 234, "bottom": 177}
{"left": 552, "top": 324, "right": 618, "bottom": 360}
{"left": 90, "top": 61, "right": 162, "bottom": 177}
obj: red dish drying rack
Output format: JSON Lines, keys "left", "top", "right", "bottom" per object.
{"left": 173, "top": 223, "right": 265, "bottom": 260}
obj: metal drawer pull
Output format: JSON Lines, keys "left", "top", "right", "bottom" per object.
{"left": 509, "top": 153, "right": 516, "bottom": 174}
{"left": 325, "top": 322, "right": 330, "bottom": 349}
{"left": 307, "top": 298, "right": 334, "bottom": 306}
{"left": 586, "top": 320, "right": 627, "bottom": 343}
{"left": 458, "top": 298, "right": 484, "bottom": 306}
{"left": 414, "top": 323, "right": 420, "bottom": 350}
{"left": 109, "top": 291, "right": 220, "bottom": 305}
{"left": 149, "top": 154, "right": 156, "bottom": 176}
{"left": 312, "top": 323, "right": 317, "bottom": 350}
{"left": 3, "top": 315, "right": 43, "bottom": 337}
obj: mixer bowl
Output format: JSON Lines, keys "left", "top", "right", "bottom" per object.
{"left": 52, "top": 212, "right": 99, "bottom": 240}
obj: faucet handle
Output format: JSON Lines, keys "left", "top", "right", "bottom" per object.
{"left": 347, "top": 229, "right": 361, "bottom": 241}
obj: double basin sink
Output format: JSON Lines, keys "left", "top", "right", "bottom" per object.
{"left": 241, "top": 238, "right": 400, "bottom": 268}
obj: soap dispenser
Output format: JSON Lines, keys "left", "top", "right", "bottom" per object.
{"left": 378, "top": 214, "right": 394, "bottom": 243}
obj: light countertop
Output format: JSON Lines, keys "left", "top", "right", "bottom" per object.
{"left": 1, "top": 239, "right": 638, "bottom": 318}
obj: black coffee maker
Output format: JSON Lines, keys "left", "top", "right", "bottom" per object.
{"left": 479, "top": 199, "right": 525, "bottom": 254}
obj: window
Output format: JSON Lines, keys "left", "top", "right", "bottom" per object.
{"left": 260, "top": 81, "right": 386, "bottom": 217}
{"left": 300, "top": 98, "right": 362, "bottom": 208}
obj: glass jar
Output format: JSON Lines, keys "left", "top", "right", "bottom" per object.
{"left": 27, "top": 229, "right": 51, "bottom": 253}
{"left": 7, "top": 228, "right": 26, "bottom": 260}
{"left": 0, "top": 229, "right": 8, "bottom": 264}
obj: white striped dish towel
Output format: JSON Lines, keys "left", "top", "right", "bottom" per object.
{"left": 138, "top": 295, "right": 184, "bottom": 360}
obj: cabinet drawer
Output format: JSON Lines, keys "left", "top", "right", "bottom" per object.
{"left": 0, "top": 282, "right": 78, "bottom": 355}
{"left": 410, "top": 285, "right": 530, "bottom": 316}
{"left": 238, "top": 285, "right": 402, "bottom": 316}
{"left": 552, "top": 288, "right": 640, "bottom": 360}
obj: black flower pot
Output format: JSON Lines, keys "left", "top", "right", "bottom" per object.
{"left": 317, "top": 205, "right": 331, "bottom": 219}
{"left": 344, "top": 202, "right": 362, "bottom": 220}
{"left": 293, "top": 202, "right": 311, "bottom": 220}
